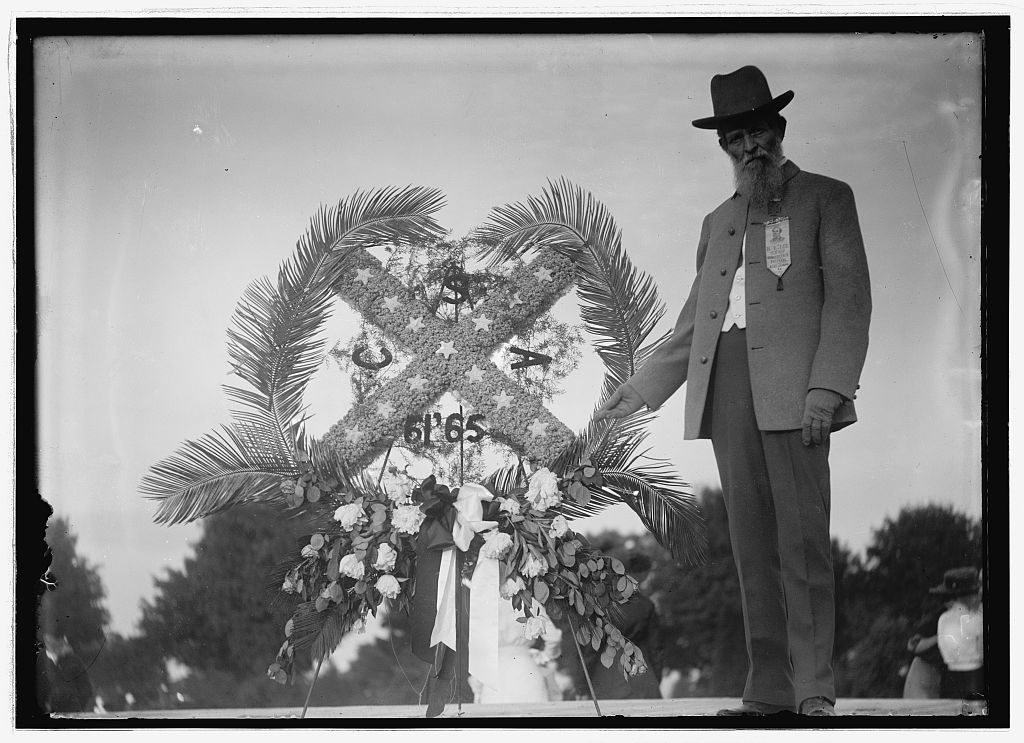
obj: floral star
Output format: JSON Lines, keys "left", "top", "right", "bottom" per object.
{"left": 436, "top": 341, "right": 458, "bottom": 360}
{"left": 493, "top": 390, "right": 514, "bottom": 409}
{"left": 376, "top": 401, "right": 396, "bottom": 418}
{"left": 381, "top": 295, "right": 402, "bottom": 313}
{"left": 527, "top": 419, "right": 549, "bottom": 438}
{"left": 355, "top": 267, "right": 373, "bottom": 285}
{"left": 408, "top": 376, "right": 429, "bottom": 392}
{"left": 345, "top": 426, "right": 364, "bottom": 443}
{"left": 473, "top": 315, "right": 493, "bottom": 332}
{"left": 533, "top": 266, "right": 554, "bottom": 283}
{"left": 509, "top": 293, "right": 524, "bottom": 309}
{"left": 406, "top": 316, "right": 425, "bottom": 332}
{"left": 465, "top": 364, "right": 486, "bottom": 383}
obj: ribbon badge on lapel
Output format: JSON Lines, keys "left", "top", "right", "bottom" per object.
{"left": 409, "top": 477, "right": 503, "bottom": 692}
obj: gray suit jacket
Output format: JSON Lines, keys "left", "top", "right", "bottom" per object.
{"left": 628, "top": 161, "right": 871, "bottom": 439}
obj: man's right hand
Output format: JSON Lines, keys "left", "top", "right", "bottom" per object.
{"left": 594, "top": 383, "right": 646, "bottom": 421}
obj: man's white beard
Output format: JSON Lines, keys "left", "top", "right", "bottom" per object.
{"left": 731, "top": 143, "right": 786, "bottom": 207}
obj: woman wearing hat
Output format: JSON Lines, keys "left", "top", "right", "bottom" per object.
{"left": 932, "top": 567, "right": 984, "bottom": 703}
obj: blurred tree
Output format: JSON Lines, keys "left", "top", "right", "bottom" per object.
{"left": 138, "top": 504, "right": 312, "bottom": 706}
{"left": 561, "top": 490, "right": 863, "bottom": 701}
{"left": 835, "top": 503, "right": 982, "bottom": 698}
{"left": 86, "top": 633, "right": 172, "bottom": 712}
{"left": 40, "top": 516, "right": 110, "bottom": 652}
{"left": 316, "top": 606, "right": 442, "bottom": 707}
{"left": 37, "top": 515, "right": 110, "bottom": 713}
{"left": 643, "top": 488, "right": 746, "bottom": 696}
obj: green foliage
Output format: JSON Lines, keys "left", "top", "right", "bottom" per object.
{"left": 40, "top": 516, "right": 110, "bottom": 653}
{"left": 849, "top": 503, "right": 982, "bottom": 619}
{"left": 138, "top": 505, "right": 308, "bottom": 680}
{"left": 86, "top": 633, "right": 172, "bottom": 712}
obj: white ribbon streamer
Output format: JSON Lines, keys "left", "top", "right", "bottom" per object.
{"left": 430, "top": 482, "right": 501, "bottom": 684}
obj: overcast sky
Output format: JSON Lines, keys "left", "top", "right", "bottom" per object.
{"left": 34, "top": 32, "right": 983, "bottom": 637}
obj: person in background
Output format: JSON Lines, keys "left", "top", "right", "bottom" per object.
{"left": 932, "top": 567, "right": 984, "bottom": 710}
{"left": 469, "top": 592, "right": 563, "bottom": 704}
{"left": 584, "top": 552, "right": 664, "bottom": 700}
{"left": 903, "top": 592, "right": 950, "bottom": 699}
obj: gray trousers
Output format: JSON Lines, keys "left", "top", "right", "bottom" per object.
{"left": 709, "top": 327, "right": 836, "bottom": 708}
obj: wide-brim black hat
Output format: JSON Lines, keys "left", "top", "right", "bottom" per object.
{"left": 928, "top": 566, "right": 981, "bottom": 596}
{"left": 692, "top": 65, "right": 794, "bottom": 130}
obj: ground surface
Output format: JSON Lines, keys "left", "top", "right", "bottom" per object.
{"left": 76, "top": 697, "right": 975, "bottom": 720}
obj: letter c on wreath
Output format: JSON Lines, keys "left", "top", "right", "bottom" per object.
{"left": 352, "top": 344, "right": 394, "bottom": 371}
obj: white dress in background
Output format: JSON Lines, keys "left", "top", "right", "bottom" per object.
{"left": 471, "top": 601, "right": 562, "bottom": 704}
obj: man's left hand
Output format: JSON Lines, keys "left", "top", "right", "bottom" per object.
{"left": 802, "top": 388, "right": 844, "bottom": 446}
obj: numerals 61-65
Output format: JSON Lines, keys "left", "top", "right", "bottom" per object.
{"left": 404, "top": 413, "right": 486, "bottom": 446}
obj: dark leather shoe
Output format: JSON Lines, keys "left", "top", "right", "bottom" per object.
{"left": 798, "top": 696, "right": 836, "bottom": 716}
{"left": 717, "top": 701, "right": 794, "bottom": 716}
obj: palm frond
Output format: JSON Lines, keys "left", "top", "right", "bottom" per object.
{"left": 482, "top": 462, "right": 528, "bottom": 494}
{"left": 474, "top": 178, "right": 666, "bottom": 393}
{"left": 287, "top": 601, "right": 349, "bottom": 663}
{"left": 224, "top": 186, "right": 448, "bottom": 467}
{"left": 146, "top": 187, "right": 446, "bottom": 526}
{"left": 600, "top": 470, "right": 706, "bottom": 565}
{"left": 475, "top": 177, "right": 620, "bottom": 264}
{"left": 141, "top": 423, "right": 296, "bottom": 525}
{"left": 479, "top": 179, "right": 705, "bottom": 564}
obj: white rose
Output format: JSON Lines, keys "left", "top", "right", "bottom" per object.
{"left": 333, "top": 503, "right": 366, "bottom": 531}
{"left": 500, "top": 498, "right": 521, "bottom": 516}
{"left": 500, "top": 575, "right": 526, "bottom": 599}
{"left": 300, "top": 544, "right": 318, "bottom": 559}
{"left": 526, "top": 468, "right": 562, "bottom": 511}
{"left": 375, "top": 574, "right": 401, "bottom": 599}
{"left": 338, "top": 553, "right": 366, "bottom": 580}
{"left": 373, "top": 543, "right": 398, "bottom": 572}
{"left": 480, "top": 531, "right": 513, "bottom": 560}
{"left": 387, "top": 481, "right": 413, "bottom": 504}
{"left": 548, "top": 515, "right": 569, "bottom": 539}
{"left": 522, "top": 553, "right": 548, "bottom": 579}
{"left": 393, "top": 504, "right": 426, "bottom": 535}
{"left": 523, "top": 614, "right": 552, "bottom": 641}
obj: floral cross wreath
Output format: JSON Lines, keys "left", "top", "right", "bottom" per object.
{"left": 143, "top": 181, "right": 706, "bottom": 715}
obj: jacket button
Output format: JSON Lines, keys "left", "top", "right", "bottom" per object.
{"left": 720, "top": 268, "right": 727, "bottom": 276}
{"left": 728, "top": 227, "right": 736, "bottom": 236}
{"left": 710, "top": 311, "right": 718, "bottom": 319}
{"left": 700, "top": 356, "right": 708, "bottom": 364}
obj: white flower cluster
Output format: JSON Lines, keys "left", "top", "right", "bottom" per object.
{"left": 500, "top": 575, "right": 526, "bottom": 599}
{"left": 333, "top": 503, "right": 367, "bottom": 531}
{"left": 373, "top": 543, "right": 398, "bottom": 572}
{"left": 525, "top": 468, "right": 562, "bottom": 512}
{"left": 338, "top": 553, "right": 365, "bottom": 580}
{"left": 522, "top": 553, "right": 548, "bottom": 579}
{"left": 523, "top": 614, "right": 553, "bottom": 642}
{"left": 548, "top": 514, "right": 569, "bottom": 539}
{"left": 392, "top": 504, "right": 427, "bottom": 535}
{"left": 480, "top": 530, "right": 513, "bottom": 560}
{"left": 375, "top": 574, "right": 401, "bottom": 599}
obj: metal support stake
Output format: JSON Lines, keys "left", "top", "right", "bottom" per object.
{"left": 565, "top": 611, "right": 602, "bottom": 717}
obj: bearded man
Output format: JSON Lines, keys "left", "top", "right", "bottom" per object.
{"left": 597, "top": 66, "right": 871, "bottom": 717}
